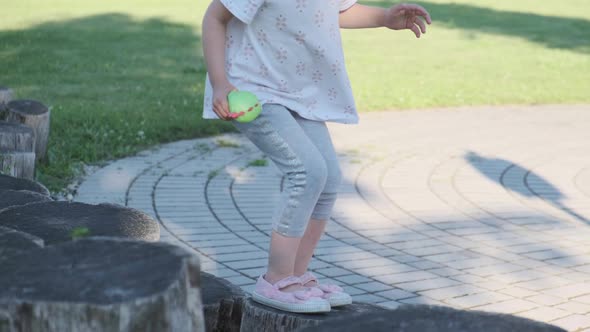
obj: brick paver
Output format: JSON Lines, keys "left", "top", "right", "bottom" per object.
{"left": 75, "top": 105, "right": 590, "bottom": 329}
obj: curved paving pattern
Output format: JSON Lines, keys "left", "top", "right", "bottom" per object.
{"left": 76, "top": 105, "right": 590, "bottom": 331}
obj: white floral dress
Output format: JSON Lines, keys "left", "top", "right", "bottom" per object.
{"left": 202, "top": 0, "right": 359, "bottom": 124}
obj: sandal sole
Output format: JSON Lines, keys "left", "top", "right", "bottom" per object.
{"left": 251, "top": 291, "right": 331, "bottom": 313}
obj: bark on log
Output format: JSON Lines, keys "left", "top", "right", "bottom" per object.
{"left": 0, "top": 174, "right": 50, "bottom": 196}
{"left": 0, "top": 201, "right": 160, "bottom": 245}
{"left": 240, "top": 297, "right": 390, "bottom": 332}
{"left": 294, "top": 304, "right": 567, "bottom": 332}
{"left": 0, "top": 236, "right": 206, "bottom": 332}
{"left": 0, "top": 121, "right": 35, "bottom": 152}
{"left": 0, "top": 151, "right": 35, "bottom": 180}
{"left": 201, "top": 272, "right": 245, "bottom": 332}
{"left": 0, "top": 121, "right": 36, "bottom": 179}
{"left": 0, "top": 225, "right": 44, "bottom": 261}
{"left": 6, "top": 99, "right": 50, "bottom": 161}
{"left": 0, "top": 189, "right": 52, "bottom": 211}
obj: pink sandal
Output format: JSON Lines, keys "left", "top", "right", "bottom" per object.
{"left": 297, "top": 271, "right": 353, "bottom": 307}
{"left": 251, "top": 274, "right": 331, "bottom": 313}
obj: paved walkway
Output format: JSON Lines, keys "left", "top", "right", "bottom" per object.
{"left": 75, "top": 105, "right": 590, "bottom": 331}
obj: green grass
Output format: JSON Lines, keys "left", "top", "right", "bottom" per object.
{"left": 0, "top": 0, "right": 588, "bottom": 193}
{"left": 248, "top": 159, "right": 268, "bottom": 167}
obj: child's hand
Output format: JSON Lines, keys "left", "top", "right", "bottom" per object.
{"left": 384, "top": 3, "right": 432, "bottom": 38}
{"left": 212, "top": 82, "right": 238, "bottom": 121}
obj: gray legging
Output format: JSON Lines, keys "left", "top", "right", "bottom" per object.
{"left": 231, "top": 103, "right": 342, "bottom": 238}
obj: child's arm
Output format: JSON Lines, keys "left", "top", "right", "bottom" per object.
{"left": 202, "top": 0, "right": 237, "bottom": 120}
{"left": 340, "top": 3, "right": 431, "bottom": 38}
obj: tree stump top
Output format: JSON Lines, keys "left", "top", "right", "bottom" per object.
{"left": 295, "top": 304, "right": 566, "bottom": 332}
{"left": 0, "top": 225, "right": 44, "bottom": 260}
{"left": 0, "top": 201, "right": 160, "bottom": 245}
{"left": 0, "top": 174, "right": 50, "bottom": 196}
{"left": 0, "top": 236, "right": 196, "bottom": 304}
{"left": 0, "top": 189, "right": 52, "bottom": 211}
{"left": 240, "top": 297, "right": 391, "bottom": 332}
{"left": 7, "top": 99, "right": 48, "bottom": 116}
{"left": 201, "top": 271, "right": 245, "bottom": 305}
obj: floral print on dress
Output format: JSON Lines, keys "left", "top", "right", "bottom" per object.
{"left": 245, "top": 0, "right": 260, "bottom": 17}
{"left": 259, "top": 64, "right": 269, "bottom": 78}
{"left": 296, "top": 61, "right": 306, "bottom": 76}
{"left": 296, "top": 0, "right": 307, "bottom": 12}
{"left": 328, "top": 88, "right": 338, "bottom": 100}
{"left": 276, "top": 47, "right": 288, "bottom": 63}
{"left": 314, "top": 10, "right": 325, "bottom": 27}
{"left": 312, "top": 69, "right": 323, "bottom": 83}
{"left": 276, "top": 15, "right": 287, "bottom": 30}
{"left": 204, "top": 0, "right": 359, "bottom": 125}
{"left": 225, "top": 35, "right": 234, "bottom": 49}
{"left": 278, "top": 79, "right": 289, "bottom": 91}
{"left": 329, "top": 24, "right": 338, "bottom": 38}
{"left": 295, "top": 31, "right": 306, "bottom": 45}
{"left": 256, "top": 29, "right": 268, "bottom": 45}
{"left": 242, "top": 43, "right": 255, "bottom": 60}
{"left": 331, "top": 60, "right": 341, "bottom": 76}
{"left": 313, "top": 45, "right": 326, "bottom": 59}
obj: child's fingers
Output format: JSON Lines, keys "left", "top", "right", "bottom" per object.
{"left": 213, "top": 99, "right": 232, "bottom": 120}
{"left": 414, "top": 16, "right": 426, "bottom": 34}
{"left": 409, "top": 24, "right": 421, "bottom": 38}
{"left": 413, "top": 5, "right": 432, "bottom": 24}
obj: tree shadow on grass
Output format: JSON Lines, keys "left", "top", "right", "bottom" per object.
{"left": 0, "top": 14, "right": 234, "bottom": 190}
{"left": 370, "top": 1, "right": 590, "bottom": 53}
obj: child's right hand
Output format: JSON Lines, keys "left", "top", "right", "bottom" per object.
{"left": 212, "top": 82, "right": 238, "bottom": 121}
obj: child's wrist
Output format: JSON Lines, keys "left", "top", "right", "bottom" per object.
{"left": 378, "top": 8, "right": 388, "bottom": 27}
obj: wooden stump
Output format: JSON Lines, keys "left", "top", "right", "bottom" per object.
{"left": 0, "top": 151, "right": 35, "bottom": 180}
{"left": 0, "top": 174, "right": 50, "bottom": 196}
{"left": 0, "top": 225, "right": 44, "bottom": 260}
{"left": 240, "top": 297, "right": 390, "bottom": 332}
{"left": 0, "top": 121, "right": 36, "bottom": 179}
{"left": 295, "top": 304, "right": 567, "bottom": 332}
{"left": 0, "top": 236, "right": 205, "bottom": 332}
{"left": 201, "top": 272, "right": 246, "bottom": 332}
{"left": 0, "top": 189, "right": 52, "bottom": 211}
{"left": 0, "top": 87, "right": 13, "bottom": 114}
{"left": 0, "top": 121, "right": 35, "bottom": 152}
{"left": 6, "top": 99, "right": 50, "bottom": 161}
{"left": 0, "top": 201, "right": 160, "bottom": 245}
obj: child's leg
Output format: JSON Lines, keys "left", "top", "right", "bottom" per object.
{"left": 289, "top": 114, "right": 343, "bottom": 276}
{"left": 231, "top": 104, "right": 329, "bottom": 291}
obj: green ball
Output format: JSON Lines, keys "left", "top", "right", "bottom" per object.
{"left": 227, "top": 90, "right": 262, "bottom": 123}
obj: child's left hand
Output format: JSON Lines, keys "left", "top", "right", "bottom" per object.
{"left": 384, "top": 3, "right": 432, "bottom": 38}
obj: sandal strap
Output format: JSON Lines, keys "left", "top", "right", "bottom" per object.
{"left": 274, "top": 275, "right": 302, "bottom": 289}
{"left": 299, "top": 271, "right": 318, "bottom": 285}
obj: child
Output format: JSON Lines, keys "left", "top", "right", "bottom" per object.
{"left": 201, "top": 0, "right": 431, "bottom": 313}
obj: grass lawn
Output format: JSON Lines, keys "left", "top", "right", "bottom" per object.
{"left": 0, "top": 0, "right": 588, "bottom": 193}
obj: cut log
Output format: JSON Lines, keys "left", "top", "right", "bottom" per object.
{"left": 0, "top": 174, "right": 50, "bottom": 196}
{"left": 0, "top": 189, "right": 52, "bottom": 211}
{"left": 0, "top": 121, "right": 36, "bottom": 179}
{"left": 0, "top": 236, "right": 206, "bottom": 332}
{"left": 0, "top": 225, "right": 44, "bottom": 261}
{"left": 0, "top": 121, "right": 35, "bottom": 152}
{"left": 6, "top": 99, "right": 50, "bottom": 161}
{"left": 295, "top": 304, "right": 567, "bottom": 332}
{"left": 240, "top": 297, "right": 390, "bottom": 332}
{"left": 201, "top": 272, "right": 246, "bottom": 332}
{"left": 0, "top": 150, "right": 35, "bottom": 180}
{"left": 0, "top": 201, "right": 160, "bottom": 245}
